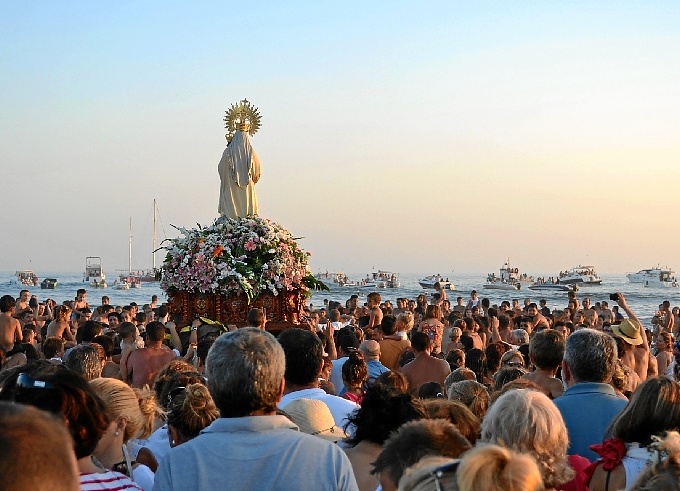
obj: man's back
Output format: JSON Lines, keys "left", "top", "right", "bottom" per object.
{"left": 154, "top": 416, "right": 358, "bottom": 491}
{"left": 401, "top": 355, "right": 450, "bottom": 395}
{"left": 379, "top": 338, "right": 410, "bottom": 371}
{"left": 0, "top": 313, "right": 21, "bottom": 352}
{"left": 553, "top": 382, "right": 627, "bottom": 461}
{"left": 127, "top": 347, "right": 176, "bottom": 388}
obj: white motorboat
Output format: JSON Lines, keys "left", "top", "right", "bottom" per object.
{"left": 557, "top": 265, "right": 602, "bottom": 286}
{"left": 370, "top": 270, "right": 401, "bottom": 288}
{"left": 419, "top": 274, "right": 455, "bottom": 290}
{"left": 483, "top": 259, "right": 531, "bottom": 290}
{"left": 11, "top": 270, "right": 39, "bottom": 287}
{"left": 84, "top": 257, "right": 107, "bottom": 288}
{"left": 641, "top": 270, "right": 679, "bottom": 288}
{"left": 528, "top": 282, "right": 578, "bottom": 292}
{"left": 483, "top": 281, "right": 519, "bottom": 291}
{"left": 627, "top": 266, "right": 675, "bottom": 284}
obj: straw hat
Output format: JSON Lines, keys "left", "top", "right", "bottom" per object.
{"left": 611, "top": 319, "right": 643, "bottom": 346}
{"left": 282, "top": 398, "right": 348, "bottom": 442}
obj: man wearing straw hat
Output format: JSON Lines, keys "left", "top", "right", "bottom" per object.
{"left": 609, "top": 292, "right": 651, "bottom": 383}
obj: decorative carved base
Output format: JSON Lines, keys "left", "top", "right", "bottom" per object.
{"left": 166, "top": 289, "right": 305, "bottom": 335}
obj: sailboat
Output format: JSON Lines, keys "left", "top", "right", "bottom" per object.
{"left": 114, "top": 218, "right": 142, "bottom": 289}
{"left": 133, "top": 199, "right": 161, "bottom": 282}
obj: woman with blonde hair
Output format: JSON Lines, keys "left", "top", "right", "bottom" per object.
{"left": 166, "top": 383, "right": 220, "bottom": 447}
{"left": 480, "top": 388, "right": 574, "bottom": 489}
{"left": 90, "top": 378, "right": 161, "bottom": 491}
{"left": 456, "top": 444, "right": 544, "bottom": 491}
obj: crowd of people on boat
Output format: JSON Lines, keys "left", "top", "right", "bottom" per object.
{"left": 3, "top": 285, "right": 680, "bottom": 490}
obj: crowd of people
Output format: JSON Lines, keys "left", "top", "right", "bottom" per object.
{"left": 3, "top": 285, "right": 680, "bottom": 490}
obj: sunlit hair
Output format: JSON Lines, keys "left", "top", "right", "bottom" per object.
{"left": 90, "top": 378, "right": 159, "bottom": 441}
{"left": 447, "top": 380, "right": 490, "bottom": 419}
{"left": 610, "top": 359, "right": 630, "bottom": 395}
{"left": 166, "top": 383, "right": 220, "bottom": 442}
{"left": 492, "top": 367, "right": 528, "bottom": 392}
{"left": 397, "top": 311, "right": 414, "bottom": 331}
{"left": 375, "top": 371, "right": 409, "bottom": 394}
{"left": 529, "top": 329, "right": 565, "bottom": 370}
{"left": 152, "top": 360, "right": 198, "bottom": 405}
{"left": 608, "top": 376, "right": 680, "bottom": 447}
{"left": 658, "top": 332, "right": 673, "bottom": 351}
{"left": 64, "top": 344, "right": 101, "bottom": 381}
{"left": 56, "top": 304, "right": 72, "bottom": 322}
{"left": 422, "top": 399, "right": 480, "bottom": 444}
{"left": 480, "top": 388, "right": 573, "bottom": 488}
{"left": 456, "top": 444, "right": 543, "bottom": 491}
{"left": 426, "top": 305, "right": 442, "bottom": 320}
{"left": 444, "top": 368, "right": 476, "bottom": 395}
{"left": 630, "top": 431, "right": 680, "bottom": 490}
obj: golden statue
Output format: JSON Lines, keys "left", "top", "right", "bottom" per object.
{"left": 218, "top": 99, "right": 262, "bottom": 219}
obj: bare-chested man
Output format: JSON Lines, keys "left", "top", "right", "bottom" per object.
{"left": 527, "top": 303, "right": 550, "bottom": 331}
{"left": 127, "top": 321, "right": 177, "bottom": 388}
{"left": 366, "top": 292, "right": 383, "bottom": 329}
{"left": 0, "top": 296, "right": 23, "bottom": 357}
{"left": 599, "top": 301, "right": 614, "bottom": 325}
{"left": 14, "top": 290, "right": 30, "bottom": 316}
{"left": 581, "top": 298, "right": 598, "bottom": 327}
{"left": 401, "top": 331, "right": 450, "bottom": 395}
{"left": 46, "top": 305, "right": 75, "bottom": 347}
{"left": 610, "top": 292, "right": 650, "bottom": 383}
{"left": 660, "top": 300, "right": 675, "bottom": 334}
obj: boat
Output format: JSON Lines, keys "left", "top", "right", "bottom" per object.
{"left": 627, "top": 266, "right": 676, "bottom": 284}
{"left": 418, "top": 274, "right": 455, "bottom": 290}
{"left": 129, "top": 199, "right": 162, "bottom": 283}
{"left": 640, "top": 269, "right": 679, "bottom": 288}
{"left": 369, "top": 270, "right": 401, "bottom": 288}
{"left": 557, "top": 265, "right": 602, "bottom": 286}
{"left": 483, "top": 259, "right": 532, "bottom": 290}
{"left": 113, "top": 275, "right": 141, "bottom": 290}
{"left": 528, "top": 282, "right": 578, "bottom": 292}
{"left": 40, "top": 278, "right": 58, "bottom": 290}
{"left": 84, "top": 257, "right": 107, "bottom": 288}
{"left": 12, "top": 270, "right": 39, "bottom": 287}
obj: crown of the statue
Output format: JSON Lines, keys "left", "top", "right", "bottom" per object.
{"left": 236, "top": 120, "right": 251, "bottom": 132}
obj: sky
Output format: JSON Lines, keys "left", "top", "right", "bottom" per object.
{"left": 2, "top": 1, "right": 679, "bottom": 277}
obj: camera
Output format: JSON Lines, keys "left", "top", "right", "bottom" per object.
{"left": 609, "top": 293, "right": 619, "bottom": 302}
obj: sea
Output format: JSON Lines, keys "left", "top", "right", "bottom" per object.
{"left": 3, "top": 271, "right": 679, "bottom": 328}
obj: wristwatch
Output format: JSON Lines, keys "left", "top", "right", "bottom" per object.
{"left": 190, "top": 326, "right": 197, "bottom": 331}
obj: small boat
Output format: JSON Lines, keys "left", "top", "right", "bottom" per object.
{"left": 113, "top": 280, "right": 130, "bottom": 290}
{"left": 642, "top": 270, "right": 679, "bottom": 289}
{"left": 483, "top": 259, "right": 530, "bottom": 290}
{"left": 370, "top": 270, "right": 401, "bottom": 288}
{"left": 557, "top": 265, "right": 602, "bottom": 286}
{"left": 419, "top": 274, "right": 455, "bottom": 290}
{"left": 84, "top": 257, "right": 107, "bottom": 288}
{"left": 12, "top": 270, "right": 39, "bottom": 287}
{"left": 627, "top": 266, "right": 675, "bottom": 284}
{"left": 528, "top": 282, "right": 578, "bottom": 292}
{"left": 40, "top": 278, "right": 58, "bottom": 290}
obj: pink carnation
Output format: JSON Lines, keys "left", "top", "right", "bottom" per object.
{"left": 244, "top": 241, "right": 257, "bottom": 251}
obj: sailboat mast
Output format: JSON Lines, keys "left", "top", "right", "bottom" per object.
{"left": 153, "top": 199, "right": 157, "bottom": 270}
{"left": 129, "top": 218, "right": 133, "bottom": 274}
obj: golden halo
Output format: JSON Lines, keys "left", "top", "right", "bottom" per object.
{"left": 223, "top": 98, "right": 261, "bottom": 141}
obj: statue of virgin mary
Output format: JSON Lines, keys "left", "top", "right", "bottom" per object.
{"left": 218, "top": 99, "right": 262, "bottom": 219}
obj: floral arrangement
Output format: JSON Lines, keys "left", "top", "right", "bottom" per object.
{"left": 160, "top": 215, "right": 327, "bottom": 301}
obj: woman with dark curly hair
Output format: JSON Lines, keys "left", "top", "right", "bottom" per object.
{"left": 341, "top": 350, "right": 368, "bottom": 404}
{"left": 343, "top": 383, "right": 428, "bottom": 491}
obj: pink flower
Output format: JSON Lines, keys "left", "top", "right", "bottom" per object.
{"left": 244, "top": 241, "right": 257, "bottom": 251}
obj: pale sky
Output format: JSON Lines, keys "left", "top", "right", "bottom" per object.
{"left": 2, "top": 2, "right": 679, "bottom": 276}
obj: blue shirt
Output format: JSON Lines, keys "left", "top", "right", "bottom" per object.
{"left": 553, "top": 382, "right": 627, "bottom": 461}
{"left": 153, "top": 415, "right": 358, "bottom": 491}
